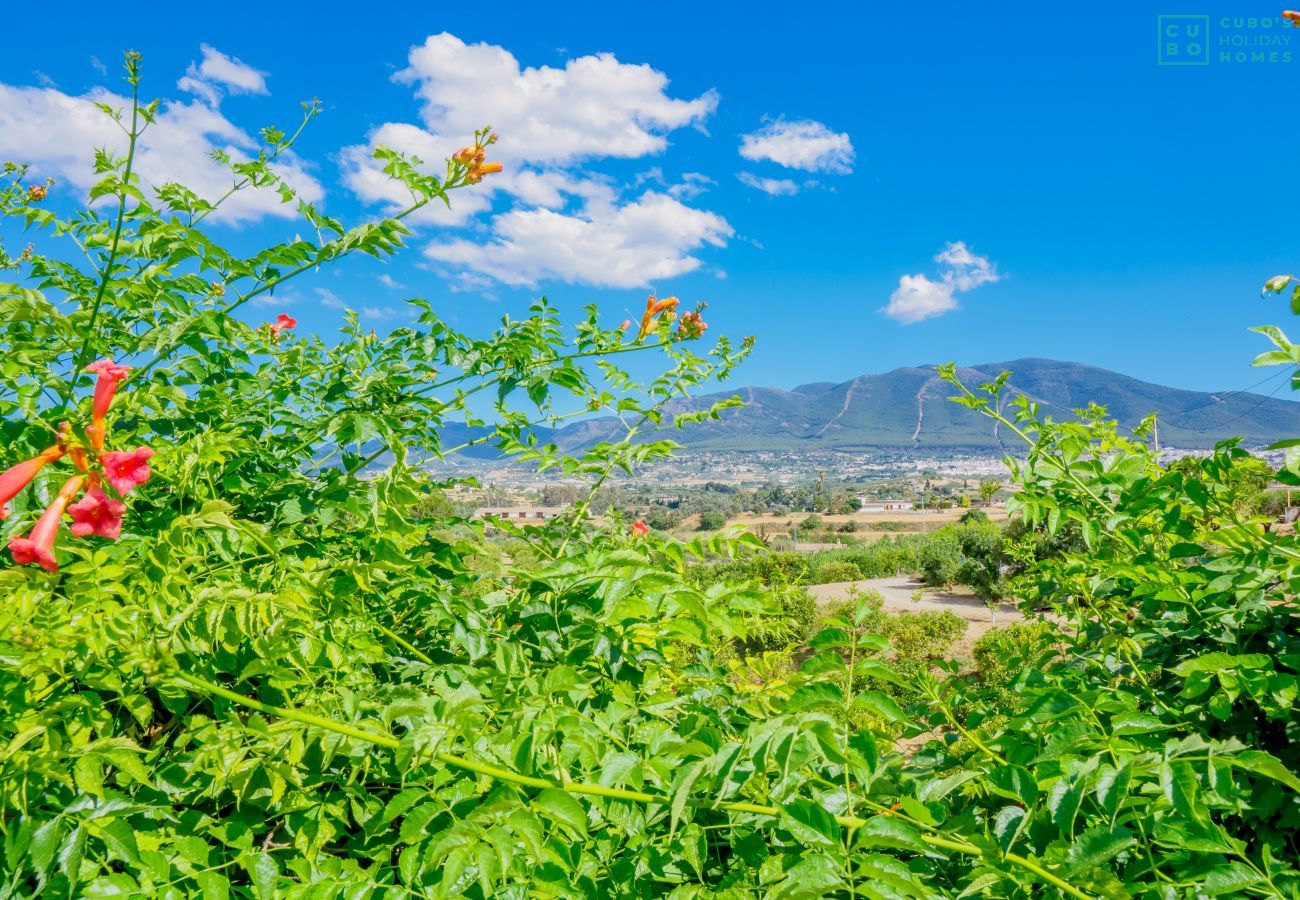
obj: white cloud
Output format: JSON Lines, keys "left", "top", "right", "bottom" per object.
{"left": 935, "top": 241, "right": 1000, "bottom": 291}
{"left": 0, "top": 51, "right": 322, "bottom": 225}
{"left": 362, "top": 305, "right": 405, "bottom": 320}
{"left": 425, "top": 191, "right": 732, "bottom": 289}
{"left": 883, "top": 242, "right": 1001, "bottom": 324}
{"left": 377, "top": 273, "right": 403, "bottom": 290}
{"left": 315, "top": 288, "right": 346, "bottom": 309}
{"left": 339, "top": 33, "right": 729, "bottom": 288}
{"left": 737, "top": 172, "right": 800, "bottom": 196}
{"left": 177, "top": 44, "right": 269, "bottom": 105}
{"left": 398, "top": 33, "right": 716, "bottom": 164}
{"left": 739, "top": 118, "right": 854, "bottom": 174}
{"left": 668, "top": 172, "right": 714, "bottom": 201}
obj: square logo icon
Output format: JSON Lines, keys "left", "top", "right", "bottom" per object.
{"left": 1158, "top": 15, "right": 1211, "bottom": 65}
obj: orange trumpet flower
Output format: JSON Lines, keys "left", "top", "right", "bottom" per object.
{"left": 0, "top": 445, "right": 66, "bottom": 521}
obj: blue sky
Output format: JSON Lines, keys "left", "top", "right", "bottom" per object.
{"left": 2, "top": 1, "right": 1298, "bottom": 398}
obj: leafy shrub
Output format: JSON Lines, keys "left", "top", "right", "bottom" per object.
{"left": 972, "top": 620, "right": 1056, "bottom": 702}
{"left": 697, "top": 509, "right": 727, "bottom": 530}
{"left": 811, "top": 560, "right": 861, "bottom": 583}
{"left": 917, "top": 528, "right": 963, "bottom": 585}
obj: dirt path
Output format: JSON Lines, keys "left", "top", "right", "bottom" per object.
{"left": 805, "top": 576, "right": 1022, "bottom": 647}
{"left": 817, "top": 376, "right": 860, "bottom": 436}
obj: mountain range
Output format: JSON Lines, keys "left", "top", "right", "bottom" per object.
{"left": 447, "top": 358, "right": 1300, "bottom": 455}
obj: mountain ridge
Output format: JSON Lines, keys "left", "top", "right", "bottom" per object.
{"left": 539, "top": 357, "right": 1300, "bottom": 452}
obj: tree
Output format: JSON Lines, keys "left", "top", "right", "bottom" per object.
{"left": 697, "top": 510, "right": 727, "bottom": 530}
{"left": 540, "top": 484, "right": 582, "bottom": 507}
{"left": 978, "top": 479, "right": 1001, "bottom": 505}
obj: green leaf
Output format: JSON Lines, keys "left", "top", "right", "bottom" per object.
{"left": 397, "top": 802, "right": 439, "bottom": 844}
{"left": 992, "top": 806, "right": 1026, "bottom": 854}
{"left": 1226, "top": 750, "right": 1300, "bottom": 792}
{"left": 987, "top": 765, "right": 1038, "bottom": 805}
{"left": 1160, "top": 760, "right": 1204, "bottom": 825}
{"left": 784, "top": 681, "right": 843, "bottom": 713}
{"left": 1201, "top": 861, "right": 1264, "bottom": 895}
{"left": 853, "top": 815, "right": 927, "bottom": 853}
{"left": 1096, "top": 763, "right": 1132, "bottom": 819}
{"left": 1064, "top": 824, "right": 1136, "bottom": 875}
{"left": 779, "top": 800, "right": 840, "bottom": 848}
{"left": 852, "top": 691, "right": 909, "bottom": 724}
{"left": 533, "top": 789, "right": 588, "bottom": 836}
{"left": 246, "top": 853, "right": 279, "bottom": 899}
{"left": 28, "top": 819, "right": 60, "bottom": 876}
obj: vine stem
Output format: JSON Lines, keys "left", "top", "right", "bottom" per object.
{"left": 74, "top": 61, "right": 141, "bottom": 373}
{"left": 173, "top": 673, "right": 1095, "bottom": 899}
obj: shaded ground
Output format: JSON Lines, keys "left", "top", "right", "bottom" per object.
{"left": 805, "top": 576, "right": 1022, "bottom": 649}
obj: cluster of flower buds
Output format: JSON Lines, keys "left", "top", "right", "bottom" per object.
{"left": 451, "top": 127, "right": 503, "bottom": 184}
{"left": 27, "top": 184, "right": 48, "bottom": 203}
{"left": 676, "top": 303, "right": 709, "bottom": 341}
{"left": 2, "top": 359, "right": 153, "bottom": 573}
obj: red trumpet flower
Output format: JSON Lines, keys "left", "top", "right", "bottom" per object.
{"left": 9, "top": 475, "right": 84, "bottom": 573}
{"left": 0, "top": 444, "right": 65, "bottom": 521}
{"left": 630, "top": 520, "right": 650, "bottom": 537}
{"left": 68, "top": 481, "right": 126, "bottom": 540}
{"left": 99, "top": 447, "right": 155, "bottom": 496}
{"left": 269, "top": 313, "right": 298, "bottom": 335}
{"left": 85, "top": 359, "right": 132, "bottom": 451}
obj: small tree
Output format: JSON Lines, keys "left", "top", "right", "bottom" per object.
{"left": 697, "top": 510, "right": 727, "bottom": 531}
{"left": 978, "top": 479, "right": 1001, "bottom": 505}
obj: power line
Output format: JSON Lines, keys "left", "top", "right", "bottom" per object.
{"left": 1159, "top": 365, "right": 1294, "bottom": 422}
{"left": 1165, "top": 372, "right": 1295, "bottom": 433}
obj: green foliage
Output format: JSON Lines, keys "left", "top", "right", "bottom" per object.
{"left": 813, "top": 560, "right": 861, "bottom": 583}
{"left": 972, "top": 621, "right": 1056, "bottom": 704}
{"left": 0, "top": 56, "right": 1297, "bottom": 900}
{"left": 696, "top": 509, "right": 727, "bottom": 531}
{"left": 916, "top": 528, "right": 963, "bottom": 586}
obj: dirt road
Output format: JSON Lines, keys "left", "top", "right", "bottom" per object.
{"left": 805, "top": 576, "right": 1021, "bottom": 644}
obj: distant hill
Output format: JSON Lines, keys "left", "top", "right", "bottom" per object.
{"left": 537, "top": 358, "right": 1300, "bottom": 452}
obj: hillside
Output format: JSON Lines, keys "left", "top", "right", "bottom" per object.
{"left": 542, "top": 358, "right": 1300, "bottom": 451}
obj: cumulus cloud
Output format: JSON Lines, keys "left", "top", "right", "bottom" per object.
{"left": 0, "top": 47, "right": 322, "bottom": 225}
{"left": 177, "top": 44, "right": 269, "bottom": 105}
{"left": 398, "top": 33, "right": 716, "bottom": 164}
{"left": 739, "top": 118, "right": 854, "bottom": 174}
{"left": 340, "top": 33, "right": 729, "bottom": 288}
{"left": 338, "top": 33, "right": 718, "bottom": 216}
{"left": 736, "top": 172, "right": 800, "bottom": 196}
{"left": 425, "top": 191, "right": 732, "bottom": 289}
{"left": 883, "top": 242, "right": 1002, "bottom": 324}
